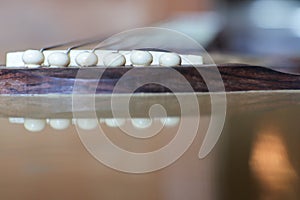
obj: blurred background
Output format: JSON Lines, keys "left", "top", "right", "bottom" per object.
{"left": 1, "top": 0, "right": 300, "bottom": 200}
{"left": 2, "top": 0, "right": 300, "bottom": 62}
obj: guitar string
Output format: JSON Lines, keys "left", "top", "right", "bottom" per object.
{"left": 40, "top": 36, "right": 125, "bottom": 53}
{"left": 39, "top": 35, "right": 171, "bottom": 53}
{"left": 40, "top": 37, "right": 102, "bottom": 52}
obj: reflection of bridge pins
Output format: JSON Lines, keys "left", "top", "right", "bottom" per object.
{"left": 24, "top": 118, "right": 46, "bottom": 132}
{"left": 49, "top": 119, "right": 70, "bottom": 130}
{"left": 76, "top": 118, "right": 98, "bottom": 130}
{"left": 104, "top": 118, "right": 126, "bottom": 128}
{"left": 131, "top": 118, "right": 152, "bottom": 129}
{"left": 9, "top": 117, "right": 25, "bottom": 124}
{"left": 72, "top": 118, "right": 77, "bottom": 125}
{"left": 160, "top": 117, "right": 180, "bottom": 127}
{"left": 99, "top": 118, "right": 105, "bottom": 123}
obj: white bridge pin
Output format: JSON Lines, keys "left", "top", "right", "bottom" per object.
{"left": 103, "top": 52, "right": 126, "bottom": 67}
{"left": 159, "top": 53, "right": 181, "bottom": 67}
{"left": 22, "top": 50, "right": 44, "bottom": 68}
{"left": 75, "top": 51, "right": 98, "bottom": 67}
{"left": 130, "top": 50, "right": 153, "bottom": 67}
{"left": 47, "top": 52, "right": 70, "bottom": 68}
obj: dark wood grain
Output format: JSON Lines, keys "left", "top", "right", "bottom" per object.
{"left": 0, "top": 65, "right": 300, "bottom": 95}
{"left": 0, "top": 65, "right": 300, "bottom": 118}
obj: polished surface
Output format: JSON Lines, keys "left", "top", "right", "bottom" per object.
{"left": 0, "top": 105, "right": 300, "bottom": 199}
{"left": 220, "top": 107, "right": 300, "bottom": 200}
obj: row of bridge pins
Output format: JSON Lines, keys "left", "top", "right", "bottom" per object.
{"left": 10, "top": 117, "right": 180, "bottom": 132}
{"left": 22, "top": 49, "right": 182, "bottom": 68}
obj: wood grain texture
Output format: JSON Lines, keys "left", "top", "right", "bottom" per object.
{"left": 0, "top": 65, "right": 300, "bottom": 118}
{"left": 0, "top": 65, "right": 300, "bottom": 95}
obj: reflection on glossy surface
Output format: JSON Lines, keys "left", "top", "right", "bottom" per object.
{"left": 131, "top": 118, "right": 152, "bottom": 129}
{"left": 9, "top": 117, "right": 183, "bottom": 132}
{"left": 104, "top": 118, "right": 126, "bottom": 128}
{"left": 3, "top": 107, "right": 300, "bottom": 199}
{"left": 9, "top": 117, "right": 24, "bottom": 124}
{"left": 0, "top": 115, "right": 213, "bottom": 200}
{"left": 250, "top": 126, "right": 298, "bottom": 199}
{"left": 24, "top": 118, "right": 46, "bottom": 132}
{"left": 221, "top": 107, "right": 300, "bottom": 200}
{"left": 48, "top": 119, "right": 71, "bottom": 130}
{"left": 160, "top": 117, "right": 180, "bottom": 127}
{"left": 76, "top": 118, "right": 98, "bottom": 130}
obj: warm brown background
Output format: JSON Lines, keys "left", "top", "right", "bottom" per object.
{"left": 0, "top": 0, "right": 212, "bottom": 63}
{"left": 0, "top": 117, "right": 218, "bottom": 200}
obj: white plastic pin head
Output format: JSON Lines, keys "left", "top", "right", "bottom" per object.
{"left": 24, "top": 118, "right": 46, "bottom": 132}
{"left": 47, "top": 52, "right": 70, "bottom": 68}
{"left": 159, "top": 53, "right": 181, "bottom": 67}
{"left": 75, "top": 51, "right": 98, "bottom": 67}
{"left": 130, "top": 50, "right": 153, "bottom": 67}
{"left": 22, "top": 50, "right": 44, "bottom": 68}
{"left": 103, "top": 52, "right": 126, "bottom": 67}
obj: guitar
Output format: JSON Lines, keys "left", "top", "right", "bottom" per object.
{"left": 3, "top": 49, "right": 300, "bottom": 117}
{"left": 3, "top": 32, "right": 300, "bottom": 181}
{"left": 3, "top": 27, "right": 300, "bottom": 136}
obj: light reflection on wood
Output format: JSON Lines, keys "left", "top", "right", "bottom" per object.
{"left": 250, "top": 126, "right": 298, "bottom": 199}
{"left": 0, "top": 115, "right": 215, "bottom": 200}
